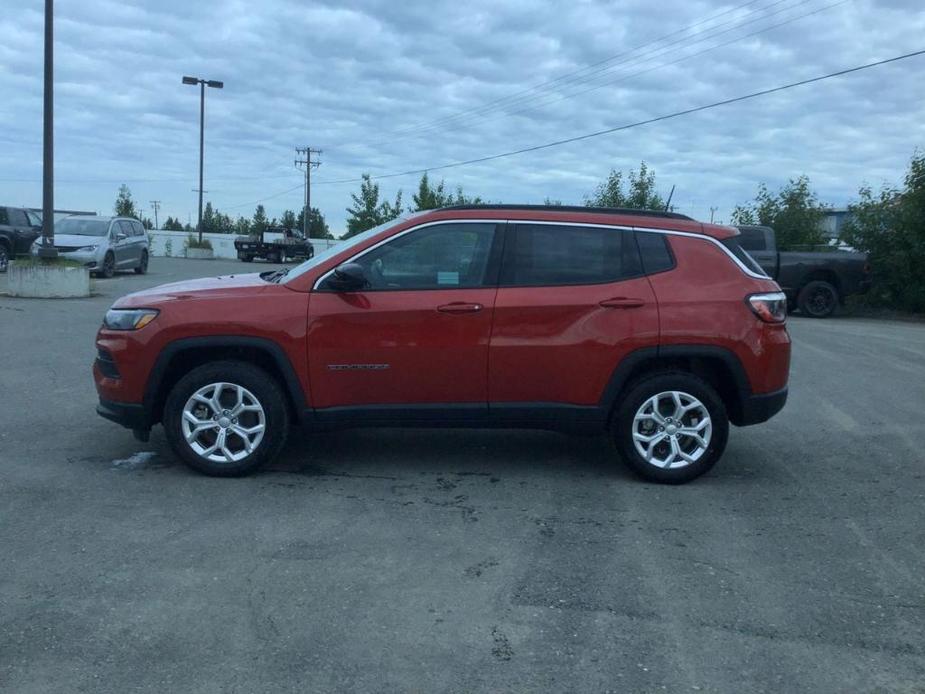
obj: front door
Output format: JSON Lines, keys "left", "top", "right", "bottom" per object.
{"left": 307, "top": 222, "right": 502, "bottom": 416}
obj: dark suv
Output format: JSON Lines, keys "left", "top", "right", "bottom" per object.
{"left": 94, "top": 206, "right": 791, "bottom": 483}
{"left": 0, "top": 206, "right": 43, "bottom": 272}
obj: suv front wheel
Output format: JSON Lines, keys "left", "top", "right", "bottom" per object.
{"left": 163, "top": 360, "right": 290, "bottom": 476}
{"left": 611, "top": 372, "right": 729, "bottom": 484}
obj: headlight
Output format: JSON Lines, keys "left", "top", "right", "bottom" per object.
{"left": 103, "top": 308, "right": 159, "bottom": 330}
{"left": 78, "top": 245, "right": 98, "bottom": 252}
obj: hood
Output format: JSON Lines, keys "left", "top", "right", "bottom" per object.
{"left": 113, "top": 272, "right": 275, "bottom": 308}
{"left": 52, "top": 234, "right": 107, "bottom": 247}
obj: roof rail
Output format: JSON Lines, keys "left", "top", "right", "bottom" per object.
{"left": 439, "top": 204, "right": 693, "bottom": 221}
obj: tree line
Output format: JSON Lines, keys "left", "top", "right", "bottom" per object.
{"left": 115, "top": 151, "right": 925, "bottom": 312}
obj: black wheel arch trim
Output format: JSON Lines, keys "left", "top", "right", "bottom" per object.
{"left": 143, "top": 335, "right": 307, "bottom": 422}
{"left": 599, "top": 344, "right": 761, "bottom": 425}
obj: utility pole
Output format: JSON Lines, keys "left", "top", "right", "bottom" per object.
{"left": 150, "top": 200, "right": 161, "bottom": 229}
{"left": 710, "top": 206, "right": 718, "bottom": 223}
{"left": 295, "top": 147, "right": 322, "bottom": 237}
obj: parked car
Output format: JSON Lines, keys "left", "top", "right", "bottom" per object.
{"left": 0, "top": 206, "right": 43, "bottom": 272}
{"left": 735, "top": 225, "right": 870, "bottom": 317}
{"left": 94, "top": 205, "right": 791, "bottom": 484}
{"left": 234, "top": 225, "right": 314, "bottom": 263}
{"left": 32, "top": 216, "right": 149, "bottom": 277}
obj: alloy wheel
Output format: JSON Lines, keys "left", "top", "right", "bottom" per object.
{"left": 632, "top": 390, "right": 713, "bottom": 469}
{"left": 182, "top": 382, "right": 266, "bottom": 463}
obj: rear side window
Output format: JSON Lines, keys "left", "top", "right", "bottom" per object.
{"left": 635, "top": 232, "right": 674, "bottom": 274}
{"left": 132, "top": 221, "right": 145, "bottom": 236}
{"left": 8, "top": 209, "right": 28, "bottom": 226}
{"left": 501, "top": 224, "right": 642, "bottom": 286}
{"left": 721, "top": 237, "right": 768, "bottom": 277}
{"left": 0, "top": 208, "right": 8, "bottom": 225}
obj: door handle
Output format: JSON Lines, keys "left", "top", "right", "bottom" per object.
{"left": 599, "top": 297, "right": 645, "bottom": 309}
{"left": 437, "top": 302, "right": 483, "bottom": 314}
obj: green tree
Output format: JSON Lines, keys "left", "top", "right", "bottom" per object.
{"left": 280, "top": 209, "right": 298, "bottom": 229}
{"left": 162, "top": 216, "right": 184, "bottom": 231}
{"left": 411, "top": 173, "right": 482, "bottom": 210}
{"left": 201, "top": 202, "right": 217, "bottom": 234}
{"left": 840, "top": 152, "right": 925, "bottom": 312}
{"left": 233, "top": 216, "right": 252, "bottom": 236}
{"left": 585, "top": 161, "right": 665, "bottom": 210}
{"left": 141, "top": 217, "right": 153, "bottom": 230}
{"left": 114, "top": 184, "right": 138, "bottom": 218}
{"left": 252, "top": 205, "right": 269, "bottom": 236}
{"left": 380, "top": 189, "right": 403, "bottom": 223}
{"left": 731, "top": 176, "right": 828, "bottom": 250}
{"left": 296, "top": 207, "right": 332, "bottom": 239}
{"left": 346, "top": 174, "right": 386, "bottom": 237}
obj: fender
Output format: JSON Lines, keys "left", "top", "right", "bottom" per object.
{"left": 143, "top": 335, "right": 307, "bottom": 418}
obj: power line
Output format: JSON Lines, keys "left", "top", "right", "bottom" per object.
{"left": 407, "top": 0, "right": 847, "bottom": 142}
{"left": 386, "top": 0, "right": 774, "bottom": 138}
{"left": 309, "top": 48, "right": 925, "bottom": 188}
{"left": 385, "top": 0, "right": 821, "bottom": 142}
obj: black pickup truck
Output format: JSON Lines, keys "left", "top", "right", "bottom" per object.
{"left": 0, "top": 206, "right": 43, "bottom": 272}
{"left": 234, "top": 226, "right": 314, "bottom": 264}
{"left": 736, "top": 225, "right": 870, "bottom": 318}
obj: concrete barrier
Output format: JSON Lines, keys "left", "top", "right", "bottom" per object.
{"left": 7, "top": 261, "right": 91, "bottom": 298}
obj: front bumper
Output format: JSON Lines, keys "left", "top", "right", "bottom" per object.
{"left": 97, "top": 398, "right": 147, "bottom": 430}
{"left": 737, "top": 386, "right": 788, "bottom": 426}
{"left": 32, "top": 247, "right": 102, "bottom": 269}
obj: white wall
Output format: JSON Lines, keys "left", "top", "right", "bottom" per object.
{"left": 146, "top": 230, "right": 342, "bottom": 259}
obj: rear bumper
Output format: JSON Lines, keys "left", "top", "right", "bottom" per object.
{"left": 97, "top": 398, "right": 147, "bottom": 430}
{"left": 737, "top": 387, "right": 788, "bottom": 426}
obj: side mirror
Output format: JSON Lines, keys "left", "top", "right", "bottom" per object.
{"left": 327, "top": 262, "right": 368, "bottom": 291}
{"left": 115, "top": 232, "right": 127, "bottom": 242}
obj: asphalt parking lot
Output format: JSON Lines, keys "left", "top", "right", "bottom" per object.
{"left": 1, "top": 257, "right": 924, "bottom": 693}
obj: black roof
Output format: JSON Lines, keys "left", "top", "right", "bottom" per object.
{"left": 440, "top": 204, "right": 693, "bottom": 221}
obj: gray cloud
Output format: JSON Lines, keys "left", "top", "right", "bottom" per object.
{"left": 1, "top": 0, "right": 924, "bottom": 231}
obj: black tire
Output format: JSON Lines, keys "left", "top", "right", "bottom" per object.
{"left": 163, "top": 360, "right": 290, "bottom": 477}
{"left": 268, "top": 251, "right": 281, "bottom": 264}
{"left": 797, "top": 280, "right": 838, "bottom": 318}
{"left": 134, "top": 250, "right": 148, "bottom": 274}
{"left": 611, "top": 371, "right": 729, "bottom": 484}
{"left": 100, "top": 251, "right": 115, "bottom": 278}
{"left": 0, "top": 243, "right": 10, "bottom": 273}
{"left": 240, "top": 255, "right": 254, "bottom": 263}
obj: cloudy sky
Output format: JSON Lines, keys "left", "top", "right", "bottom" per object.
{"left": 2, "top": 0, "right": 924, "bottom": 234}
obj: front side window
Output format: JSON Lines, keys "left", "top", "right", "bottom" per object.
{"left": 501, "top": 223, "right": 642, "bottom": 286}
{"left": 349, "top": 223, "right": 497, "bottom": 290}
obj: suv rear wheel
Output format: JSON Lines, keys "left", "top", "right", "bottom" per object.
{"left": 611, "top": 372, "right": 729, "bottom": 484}
{"left": 163, "top": 360, "right": 290, "bottom": 476}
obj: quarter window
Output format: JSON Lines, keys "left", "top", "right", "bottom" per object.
{"left": 635, "top": 231, "right": 674, "bottom": 274}
{"left": 350, "top": 223, "right": 497, "bottom": 290}
{"left": 501, "top": 224, "right": 642, "bottom": 286}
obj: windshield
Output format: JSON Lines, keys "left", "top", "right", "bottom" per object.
{"left": 283, "top": 214, "right": 417, "bottom": 283}
{"left": 55, "top": 217, "right": 111, "bottom": 237}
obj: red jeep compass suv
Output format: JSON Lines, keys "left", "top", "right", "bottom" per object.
{"left": 94, "top": 205, "right": 790, "bottom": 483}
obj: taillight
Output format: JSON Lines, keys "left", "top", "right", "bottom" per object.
{"left": 747, "top": 292, "right": 787, "bottom": 323}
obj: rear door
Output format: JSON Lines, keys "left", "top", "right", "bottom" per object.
{"left": 307, "top": 221, "right": 502, "bottom": 416}
{"left": 114, "top": 220, "right": 136, "bottom": 266}
{"left": 488, "top": 222, "right": 659, "bottom": 409}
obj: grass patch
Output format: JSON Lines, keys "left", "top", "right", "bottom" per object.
{"left": 11, "top": 256, "right": 85, "bottom": 269}
{"left": 185, "top": 235, "right": 213, "bottom": 250}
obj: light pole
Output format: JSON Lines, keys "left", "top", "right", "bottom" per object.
{"left": 182, "top": 76, "right": 223, "bottom": 244}
{"left": 38, "top": 0, "right": 56, "bottom": 259}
